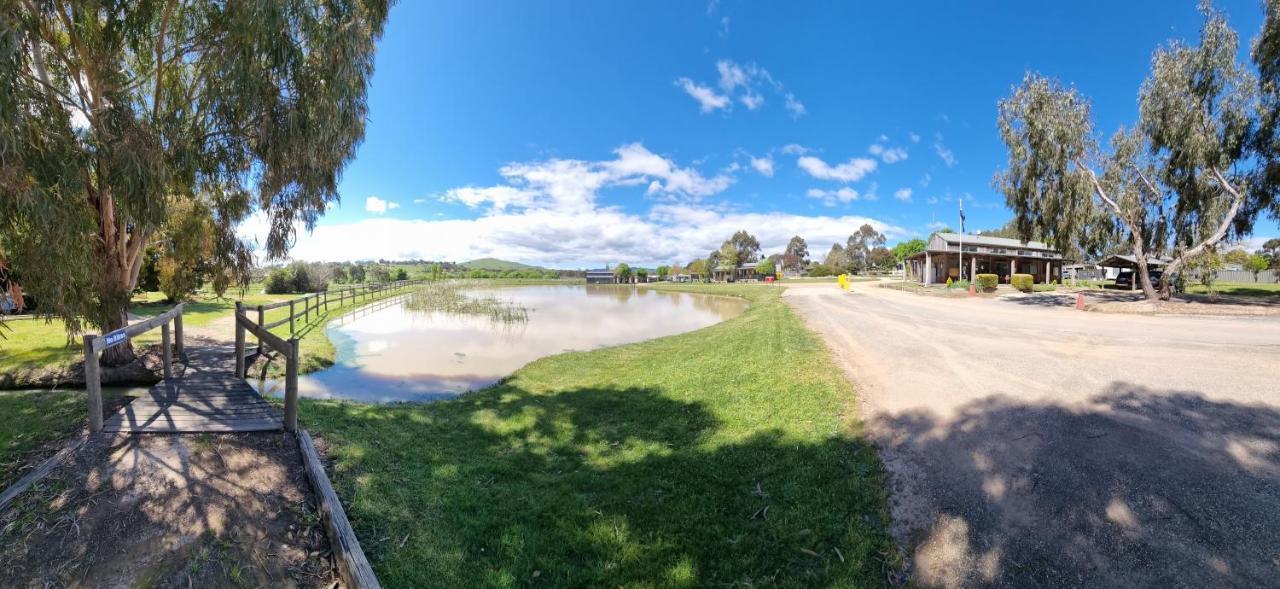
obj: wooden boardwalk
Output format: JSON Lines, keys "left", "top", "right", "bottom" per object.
{"left": 103, "top": 345, "right": 282, "bottom": 433}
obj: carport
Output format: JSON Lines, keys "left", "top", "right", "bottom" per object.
{"left": 1097, "top": 255, "right": 1171, "bottom": 290}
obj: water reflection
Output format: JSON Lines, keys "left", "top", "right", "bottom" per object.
{"left": 283, "top": 285, "right": 745, "bottom": 403}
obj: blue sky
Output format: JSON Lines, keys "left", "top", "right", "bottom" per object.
{"left": 260, "top": 0, "right": 1280, "bottom": 267}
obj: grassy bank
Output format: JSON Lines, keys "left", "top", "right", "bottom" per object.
{"left": 1184, "top": 281, "right": 1280, "bottom": 297}
{"left": 298, "top": 283, "right": 897, "bottom": 587}
{"left": 0, "top": 387, "right": 143, "bottom": 490}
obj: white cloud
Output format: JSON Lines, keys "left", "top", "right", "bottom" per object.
{"left": 868, "top": 143, "right": 908, "bottom": 164}
{"left": 806, "top": 187, "right": 860, "bottom": 206}
{"left": 784, "top": 93, "right": 806, "bottom": 118}
{"left": 927, "top": 221, "right": 950, "bottom": 230}
{"left": 894, "top": 188, "right": 913, "bottom": 202}
{"left": 365, "top": 196, "right": 399, "bottom": 214}
{"left": 676, "top": 77, "right": 730, "bottom": 113}
{"left": 240, "top": 144, "right": 907, "bottom": 267}
{"left": 920, "top": 173, "right": 932, "bottom": 187}
{"left": 934, "top": 134, "right": 957, "bottom": 167}
{"left": 909, "top": 132, "right": 921, "bottom": 143}
{"left": 412, "top": 198, "right": 426, "bottom": 204}
{"left": 750, "top": 155, "right": 775, "bottom": 177}
{"left": 780, "top": 143, "right": 810, "bottom": 155}
{"left": 240, "top": 205, "right": 905, "bottom": 268}
{"left": 797, "top": 155, "right": 877, "bottom": 182}
{"left": 680, "top": 60, "right": 801, "bottom": 119}
{"left": 926, "top": 196, "right": 940, "bottom": 205}
{"left": 442, "top": 143, "right": 733, "bottom": 215}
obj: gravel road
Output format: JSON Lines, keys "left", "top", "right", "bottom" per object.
{"left": 784, "top": 283, "right": 1280, "bottom": 588}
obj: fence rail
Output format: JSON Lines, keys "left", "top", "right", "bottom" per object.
{"left": 83, "top": 304, "right": 184, "bottom": 433}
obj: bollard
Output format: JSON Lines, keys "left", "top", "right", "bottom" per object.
{"left": 1076, "top": 292, "right": 1086, "bottom": 311}
{"left": 968, "top": 282, "right": 976, "bottom": 296}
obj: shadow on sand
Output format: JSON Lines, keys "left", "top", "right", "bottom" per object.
{"left": 869, "top": 382, "right": 1280, "bottom": 587}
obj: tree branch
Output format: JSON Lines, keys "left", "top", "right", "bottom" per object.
{"left": 1162, "top": 166, "right": 1247, "bottom": 278}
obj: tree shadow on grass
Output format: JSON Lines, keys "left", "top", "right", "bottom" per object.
{"left": 302, "top": 385, "right": 899, "bottom": 587}
{"left": 867, "top": 383, "right": 1280, "bottom": 587}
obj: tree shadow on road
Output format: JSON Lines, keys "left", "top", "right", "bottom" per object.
{"left": 868, "top": 382, "right": 1280, "bottom": 587}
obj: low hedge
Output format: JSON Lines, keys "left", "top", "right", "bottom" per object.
{"left": 975, "top": 273, "right": 999, "bottom": 292}
{"left": 1011, "top": 273, "right": 1034, "bottom": 292}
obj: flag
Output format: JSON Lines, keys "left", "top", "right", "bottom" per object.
{"left": 959, "top": 198, "right": 966, "bottom": 233}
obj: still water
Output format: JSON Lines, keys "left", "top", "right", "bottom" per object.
{"left": 286, "top": 285, "right": 745, "bottom": 403}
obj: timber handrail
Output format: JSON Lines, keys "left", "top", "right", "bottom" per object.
{"left": 82, "top": 303, "right": 185, "bottom": 434}
{"left": 231, "top": 279, "right": 423, "bottom": 431}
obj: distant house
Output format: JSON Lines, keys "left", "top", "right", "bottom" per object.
{"left": 904, "top": 233, "right": 1064, "bottom": 285}
{"left": 712, "top": 262, "right": 760, "bottom": 282}
{"left": 585, "top": 269, "right": 616, "bottom": 284}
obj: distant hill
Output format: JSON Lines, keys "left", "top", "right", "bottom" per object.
{"left": 462, "top": 258, "right": 543, "bottom": 271}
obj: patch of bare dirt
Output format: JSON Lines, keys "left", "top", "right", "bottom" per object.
{"left": 0, "top": 432, "right": 337, "bottom": 588}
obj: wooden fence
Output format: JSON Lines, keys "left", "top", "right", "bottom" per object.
{"left": 82, "top": 304, "right": 184, "bottom": 433}
{"left": 233, "top": 280, "right": 424, "bottom": 430}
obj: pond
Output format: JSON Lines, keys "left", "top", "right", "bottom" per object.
{"left": 282, "top": 285, "right": 745, "bottom": 403}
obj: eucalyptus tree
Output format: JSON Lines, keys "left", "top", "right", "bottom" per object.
{"left": 0, "top": 1, "right": 390, "bottom": 364}
{"left": 726, "top": 230, "right": 761, "bottom": 263}
{"left": 782, "top": 235, "right": 809, "bottom": 272}
{"left": 996, "top": 5, "right": 1262, "bottom": 301}
{"left": 846, "top": 224, "right": 886, "bottom": 273}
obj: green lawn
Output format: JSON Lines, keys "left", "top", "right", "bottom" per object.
{"left": 298, "top": 284, "right": 897, "bottom": 587}
{"left": 0, "top": 318, "right": 80, "bottom": 376}
{"left": 1184, "top": 281, "right": 1280, "bottom": 296}
{"left": 0, "top": 387, "right": 144, "bottom": 490}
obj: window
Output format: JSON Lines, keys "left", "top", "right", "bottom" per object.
{"left": 990, "top": 248, "right": 1006, "bottom": 254}
{"left": 963, "top": 246, "right": 978, "bottom": 253}
{"left": 1017, "top": 250, "right": 1031, "bottom": 256}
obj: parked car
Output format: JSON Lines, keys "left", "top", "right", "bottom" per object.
{"left": 1115, "top": 269, "right": 1164, "bottom": 289}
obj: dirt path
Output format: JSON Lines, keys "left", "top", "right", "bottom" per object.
{"left": 784, "top": 283, "right": 1280, "bottom": 588}
{"left": 0, "top": 345, "right": 337, "bottom": 587}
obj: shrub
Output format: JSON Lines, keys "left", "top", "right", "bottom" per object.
{"left": 807, "top": 264, "right": 834, "bottom": 277}
{"left": 1032, "top": 283, "right": 1057, "bottom": 292}
{"left": 263, "top": 268, "right": 292, "bottom": 294}
{"left": 975, "top": 273, "right": 999, "bottom": 292}
{"left": 947, "top": 279, "right": 969, "bottom": 289}
{"left": 1010, "top": 273, "right": 1034, "bottom": 292}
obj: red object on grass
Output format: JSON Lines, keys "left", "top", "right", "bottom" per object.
{"left": 1076, "top": 293, "right": 1086, "bottom": 311}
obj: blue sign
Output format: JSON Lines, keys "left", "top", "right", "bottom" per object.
{"left": 102, "top": 329, "right": 129, "bottom": 349}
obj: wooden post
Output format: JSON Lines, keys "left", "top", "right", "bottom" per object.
{"left": 925, "top": 251, "right": 932, "bottom": 285}
{"left": 256, "top": 305, "right": 265, "bottom": 355}
{"left": 83, "top": 335, "right": 103, "bottom": 434}
{"left": 161, "top": 322, "right": 173, "bottom": 379}
{"left": 174, "top": 308, "right": 184, "bottom": 356}
{"left": 304, "top": 294, "right": 311, "bottom": 324}
{"left": 235, "top": 302, "right": 246, "bottom": 379}
{"left": 284, "top": 338, "right": 299, "bottom": 432}
{"left": 289, "top": 299, "right": 297, "bottom": 336}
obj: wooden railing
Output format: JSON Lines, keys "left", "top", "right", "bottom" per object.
{"left": 82, "top": 304, "right": 184, "bottom": 433}
{"left": 241, "top": 280, "right": 422, "bottom": 354}
{"left": 234, "top": 304, "right": 299, "bottom": 431}
{"left": 232, "top": 280, "right": 424, "bottom": 431}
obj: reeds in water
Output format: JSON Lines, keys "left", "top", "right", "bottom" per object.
{"left": 404, "top": 282, "right": 530, "bottom": 324}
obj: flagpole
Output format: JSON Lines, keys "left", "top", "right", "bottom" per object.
{"left": 959, "top": 198, "right": 964, "bottom": 282}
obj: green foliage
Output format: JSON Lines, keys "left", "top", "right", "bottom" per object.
{"left": 783, "top": 235, "right": 810, "bottom": 271}
{"left": 655, "top": 265, "right": 671, "bottom": 279}
{"left": 755, "top": 257, "right": 776, "bottom": 278}
{"left": 368, "top": 265, "right": 393, "bottom": 283}
{"left": 997, "top": 5, "right": 1264, "bottom": 301}
{"left": 1245, "top": 253, "right": 1270, "bottom": 278}
{"left": 613, "top": 263, "right": 632, "bottom": 281}
{"left": 0, "top": 1, "right": 391, "bottom": 341}
{"left": 806, "top": 263, "right": 835, "bottom": 277}
{"left": 845, "top": 224, "right": 887, "bottom": 273}
{"left": 890, "top": 238, "right": 926, "bottom": 263}
{"left": 726, "top": 230, "right": 761, "bottom": 263}
{"left": 1011, "top": 273, "right": 1034, "bottom": 292}
{"left": 1187, "top": 250, "right": 1225, "bottom": 294}
{"left": 393, "top": 268, "right": 409, "bottom": 281}
{"left": 975, "top": 274, "right": 999, "bottom": 292}
{"left": 262, "top": 262, "right": 328, "bottom": 294}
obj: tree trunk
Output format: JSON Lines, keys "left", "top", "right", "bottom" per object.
{"left": 93, "top": 187, "right": 143, "bottom": 367}
{"left": 1130, "top": 237, "right": 1160, "bottom": 302}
